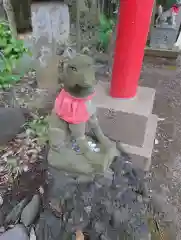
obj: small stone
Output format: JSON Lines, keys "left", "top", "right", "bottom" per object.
{"left": 8, "top": 225, "right": 15, "bottom": 229}
{"left": 0, "top": 226, "right": 5, "bottom": 233}
{"left": 30, "top": 227, "right": 36, "bottom": 240}
{"left": 158, "top": 117, "right": 165, "bottom": 121}
{"left": 49, "top": 198, "right": 62, "bottom": 217}
{"left": 21, "top": 195, "right": 40, "bottom": 227}
{"left": 35, "top": 210, "right": 61, "bottom": 240}
{"left": 95, "top": 171, "right": 113, "bottom": 187}
{"left": 0, "top": 210, "right": 4, "bottom": 227}
{"left": 100, "top": 234, "right": 111, "bottom": 240}
{"left": 0, "top": 108, "right": 25, "bottom": 145}
{"left": 76, "top": 175, "right": 93, "bottom": 184}
{"left": 0, "top": 196, "right": 3, "bottom": 206}
{"left": 151, "top": 193, "right": 176, "bottom": 223}
{"left": 0, "top": 224, "right": 28, "bottom": 240}
{"left": 5, "top": 198, "right": 28, "bottom": 225}
{"left": 94, "top": 221, "right": 105, "bottom": 234}
{"left": 111, "top": 210, "right": 123, "bottom": 228}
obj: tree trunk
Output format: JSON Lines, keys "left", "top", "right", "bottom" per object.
{"left": 0, "top": 0, "right": 7, "bottom": 19}
{"left": 3, "top": 0, "right": 17, "bottom": 38}
{"left": 3, "top": 0, "right": 32, "bottom": 36}
{"left": 103, "top": 0, "right": 117, "bottom": 18}
{"left": 76, "top": 0, "right": 81, "bottom": 51}
{"left": 11, "top": 0, "right": 32, "bottom": 34}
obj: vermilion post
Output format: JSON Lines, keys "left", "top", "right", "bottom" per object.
{"left": 110, "top": 0, "right": 154, "bottom": 98}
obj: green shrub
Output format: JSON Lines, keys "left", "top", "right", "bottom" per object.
{"left": 0, "top": 21, "right": 31, "bottom": 89}
{"left": 98, "top": 14, "right": 115, "bottom": 51}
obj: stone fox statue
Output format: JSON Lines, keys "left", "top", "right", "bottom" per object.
{"left": 156, "top": 3, "right": 181, "bottom": 27}
{"left": 48, "top": 53, "right": 118, "bottom": 174}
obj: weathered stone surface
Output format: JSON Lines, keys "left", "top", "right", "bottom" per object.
{"left": 48, "top": 142, "right": 118, "bottom": 175}
{"left": 0, "top": 209, "right": 4, "bottom": 227}
{"left": 5, "top": 198, "right": 28, "bottom": 225}
{"left": 46, "top": 156, "right": 153, "bottom": 239}
{"left": 0, "top": 108, "right": 25, "bottom": 145}
{"left": 13, "top": 39, "right": 34, "bottom": 76}
{"left": 48, "top": 148, "right": 94, "bottom": 175}
{"left": 35, "top": 210, "right": 61, "bottom": 240}
{"left": 0, "top": 224, "right": 28, "bottom": 240}
{"left": 21, "top": 194, "right": 40, "bottom": 227}
{"left": 151, "top": 193, "right": 177, "bottom": 223}
{"left": 27, "top": 89, "right": 59, "bottom": 115}
{"left": 47, "top": 167, "right": 76, "bottom": 198}
{"left": 31, "top": 2, "right": 69, "bottom": 90}
{"left": 31, "top": 2, "right": 69, "bottom": 51}
{"left": 95, "top": 108, "right": 147, "bottom": 147}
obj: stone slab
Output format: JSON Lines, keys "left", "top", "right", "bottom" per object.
{"left": 150, "top": 26, "right": 178, "bottom": 49}
{"left": 145, "top": 46, "right": 180, "bottom": 59}
{"left": 94, "top": 82, "right": 156, "bottom": 117}
{"left": 96, "top": 108, "right": 147, "bottom": 147}
{"left": 15, "top": 2, "right": 70, "bottom": 81}
{"left": 125, "top": 153, "right": 148, "bottom": 171}
{"left": 31, "top": 2, "right": 70, "bottom": 89}
{"left": 31, "top": 2, "right": 70, "bottom": 49}
{"left": 0, "top": 224, "right": 28, "bottom": 240}
{"left": 118, "top": 114, "right": 158, "bottom": 171}
{"left": 48, "top": 144, "right": 118, "bottom": 175}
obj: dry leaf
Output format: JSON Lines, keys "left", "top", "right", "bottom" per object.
{"left": 76, "top": 230, "right": 84, "bottom": 240}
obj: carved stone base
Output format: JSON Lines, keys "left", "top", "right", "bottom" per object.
{"left": 48, "top": 142, "right": 118, "bottom": 175}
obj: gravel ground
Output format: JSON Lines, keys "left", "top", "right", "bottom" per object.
{"left": 140, "top": 56, "right": 181, "bottom": 239}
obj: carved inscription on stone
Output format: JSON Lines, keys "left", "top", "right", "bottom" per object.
{"left": 31, "top": 3, "right": 70, "bottom": 67}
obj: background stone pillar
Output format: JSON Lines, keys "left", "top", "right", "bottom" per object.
{"left": 31, "top": 2, "right": 70, "bottom": 90}
{"left": 0, "top": 0, "right": 7, "bottom": 19}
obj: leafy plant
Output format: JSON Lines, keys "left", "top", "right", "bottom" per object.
{"left": 26, "top": 117, "right": 49, "bottom": 146}
{"left": 0, "top": 21, "right": 31, "bottom": 89}
{"left": 98, "top": 14, "right": 115, "bottom": 51}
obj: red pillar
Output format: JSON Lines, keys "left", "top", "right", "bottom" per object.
{"left": 110, "top": 0, "right": 154, "bottom": 98}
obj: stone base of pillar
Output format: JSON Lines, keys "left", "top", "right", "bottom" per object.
{"left": 93, "top": 81, "right": 158, "bottom": 171}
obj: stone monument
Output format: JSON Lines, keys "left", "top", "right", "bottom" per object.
{"left": 47, "top": 53, "right": 118, "bottom": 175}
{"left": 150, "top": 3, "right": 181, "bottom": 49}
{"left": 31, "top": 2, "right": 70, "bottom": 90}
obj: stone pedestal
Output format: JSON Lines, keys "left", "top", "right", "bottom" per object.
{"left": 47, "top": 111, "right": 119, "bottom": 175}
{"left": 150, "top": 25, "right": 178, "bottom": 49}
{"left": 93, "top": 81, "right": 158, "bottom": 171}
